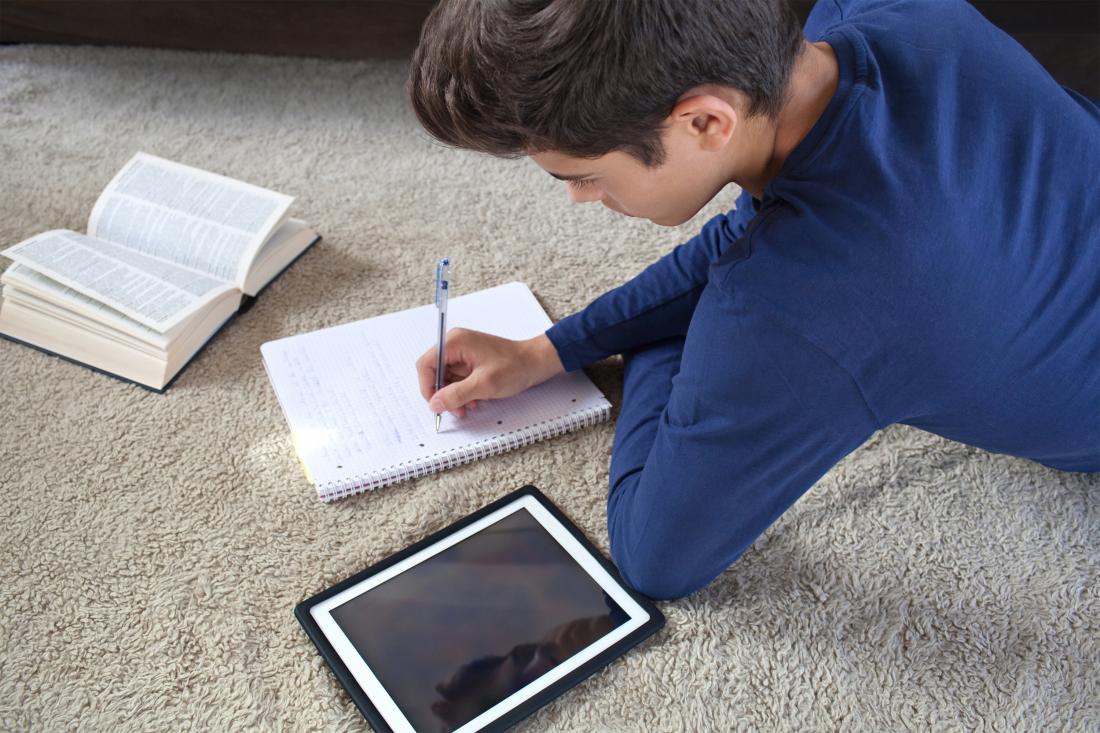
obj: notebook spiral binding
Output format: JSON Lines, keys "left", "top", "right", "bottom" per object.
{"left": 317, "top": 400, "right": 611, "bottom": 502}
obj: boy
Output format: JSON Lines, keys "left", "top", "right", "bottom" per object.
{"left": 410, "top": 0, "right": 1100, "bottom": 600}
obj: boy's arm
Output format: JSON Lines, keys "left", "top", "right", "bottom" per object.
{"left": 545, "top": 190, "right": 756, "bottom": 372}
{"left": 607, "top": 284, "right": 880, "bottom": 600}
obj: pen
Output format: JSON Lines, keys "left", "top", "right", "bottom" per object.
{"left": 434, "top": 257, "right": 451, "bottom": 432}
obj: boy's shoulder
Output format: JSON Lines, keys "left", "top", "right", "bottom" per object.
{"left": 805, "top": 0, "right": 978, "bottom": 40}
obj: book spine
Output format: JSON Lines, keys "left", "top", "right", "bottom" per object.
{"left": 316, "top": 401, "right": 611, "bottom": 501}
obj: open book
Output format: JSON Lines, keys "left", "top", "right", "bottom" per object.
{"left": 0, "top": 153, "right": 320, "bottom": 391}
{"left": 261, "top": 282, "right": 612, "bottom": 501}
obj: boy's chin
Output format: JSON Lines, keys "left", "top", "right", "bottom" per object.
{"left": 644, "top": 201, "right": 708, "bottom": 227}
{"left": 605, "top": 200, "right": 694, "bottom": 226}
{"left": 647, "top": 211, "right": 694, "bottom": 227}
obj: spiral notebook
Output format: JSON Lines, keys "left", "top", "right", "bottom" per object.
{"left": 261, "top": 282, "right": 611, "bottom": 501}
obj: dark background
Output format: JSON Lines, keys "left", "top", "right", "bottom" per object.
{"left": 1, "top": 1, "right": 1097, "bottom": 98}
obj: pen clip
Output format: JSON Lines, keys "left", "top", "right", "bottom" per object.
{"left": 435, "top": 257, "right": 451, "bottom": 309}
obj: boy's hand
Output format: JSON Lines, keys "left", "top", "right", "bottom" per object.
{"left": 416, "top": 330, "right": 565, "bottom": 419}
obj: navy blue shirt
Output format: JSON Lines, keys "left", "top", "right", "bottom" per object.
{"left": 545, "top": 0, "right": 1099, "bottom": 597}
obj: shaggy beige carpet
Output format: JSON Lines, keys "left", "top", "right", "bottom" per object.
{"left": 0, "top": 45, "right": 1097, "bottom": 732}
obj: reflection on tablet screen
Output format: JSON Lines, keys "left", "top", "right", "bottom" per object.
{"left": 329, "top": 508, "right": 629, "bottom": 732}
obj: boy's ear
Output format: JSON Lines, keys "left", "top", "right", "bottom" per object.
{"left": 669, "top": 93, "right": 738, "bottom": 151}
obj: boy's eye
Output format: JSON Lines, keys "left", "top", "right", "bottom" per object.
{"left": 569, "top": 178, "right": 595, "bottom": 190}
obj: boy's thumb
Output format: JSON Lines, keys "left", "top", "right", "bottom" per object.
{"left": 430, "top": 378, "right": 477, "bottom": 412}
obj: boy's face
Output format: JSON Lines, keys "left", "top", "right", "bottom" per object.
{"left": 531, "top": 136, "right": 732, "bottom": 227}
{"left": 530, "top": 89, "right": 748, "bottom": 226}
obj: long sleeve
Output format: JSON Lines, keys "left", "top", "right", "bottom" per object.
{"left": 545, "top": 190, "right": 757, "bottom": 372}
{"left": 607, "top": 282, "right": 881, "bottom": 600}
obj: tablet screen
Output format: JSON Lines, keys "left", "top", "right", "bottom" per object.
{"left": 322, "top": 504, "right": 633, "bottom": 732}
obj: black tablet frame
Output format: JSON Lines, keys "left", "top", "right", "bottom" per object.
{"left": 294, "top": 484, "right": 665, "bottom": 733}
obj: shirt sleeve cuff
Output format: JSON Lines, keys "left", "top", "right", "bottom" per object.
{"left": 545, "top": 319, "right": 586, "bottom": 373}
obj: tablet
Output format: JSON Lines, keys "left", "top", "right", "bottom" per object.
{"left": 295, "top": 485, "right": 665, "bottom": 733}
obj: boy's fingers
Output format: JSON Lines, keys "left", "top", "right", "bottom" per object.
{"left": 415, "top": 346, "right": 436, "bottom": 369}
{"left": 429, "top": 375, "right": 481, "bottom": 413}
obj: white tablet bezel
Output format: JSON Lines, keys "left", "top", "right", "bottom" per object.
{"left": 309, "top": 494, "right": 652, "bottom": 733}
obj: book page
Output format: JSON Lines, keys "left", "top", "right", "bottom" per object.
{"left": 87, "top": 153, "right": 293, "bottom": 287}
{"left": 261, "top": 283, "right": 610, "bottom": 489}
{"left": 2, "top": 263, "right": 172, "bottom": 347}
{"left": 2, "top": 230, "right": 236, "bottom": 332}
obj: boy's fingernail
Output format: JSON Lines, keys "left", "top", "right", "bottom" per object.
{"left": 429, "top": 396, "right": 443, "bottom": 411}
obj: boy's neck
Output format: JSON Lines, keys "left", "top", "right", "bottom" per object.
{"left": 735, "top": 41, "right": 839, "bottom": 199}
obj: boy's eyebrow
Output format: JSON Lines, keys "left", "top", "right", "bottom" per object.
{"left": 546, "top": 170, "right": 592, "bottom": 181}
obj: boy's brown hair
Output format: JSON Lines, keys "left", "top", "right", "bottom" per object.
{"left": 408, "top": 0, "right": 804, "bottom": 166}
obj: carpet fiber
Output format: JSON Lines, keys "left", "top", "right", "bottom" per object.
{"left": 0, "top": 46, "right": 1097, "bottom": 732}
